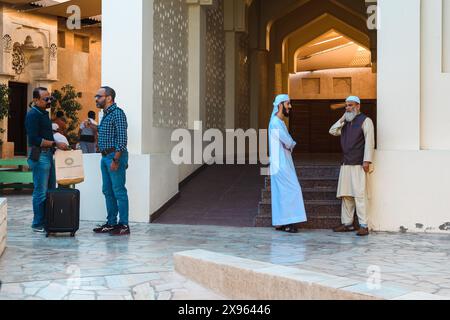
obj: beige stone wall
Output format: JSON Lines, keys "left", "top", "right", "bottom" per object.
{"left": 1, "top": 7, "right": 58, "bottom": 81}
{"left": 289, "top": 67, "right": 377, "bottom": 100}
{"left": 53, "top": 23, "right": 101, "bottom": 126}
{"left": 0, "top": 6, "right": 101, "bottom": 145}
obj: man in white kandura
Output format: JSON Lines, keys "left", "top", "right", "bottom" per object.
{"left": 329, "top": 96, "right": 375, "bottom": 236}
{"left": 268, "top": 94, "right": 307, "bottom": 233}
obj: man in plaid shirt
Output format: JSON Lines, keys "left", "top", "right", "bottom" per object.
{"left": 93, "top": 86, "right": 131, "bottom": 236}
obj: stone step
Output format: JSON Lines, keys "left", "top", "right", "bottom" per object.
{"left": 174, "top": 250, "right": 429, "bottom": 300}
{"left": 254, "top": 215, "right": 342, "bottom": 229}
{"left": 295, "top": 166, "right": 340, "bottom": 179}
{"left": 265, "top": 177, "right": 339, "bottom": 190}
{"left": 300, "top": 178, "right": 339, "bottom": 189}
{"left": 264, "top": 165, "right": 340, "bottom": 181}
{"left": 258, "top": 200, "right": 341, "bottom": 216}
{"left": 262, "top": 188, "right": 337, "bottom": 202}
{"left": 299, "top": 217, "right": 342, "bottom": 229}
{"left": 260, "top": 166, "right": 341, "bottom": 229}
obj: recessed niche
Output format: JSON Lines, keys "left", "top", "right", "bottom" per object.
{"left": 302, "top": 78, "right": 320, "bottom": 94}
{"left": 333, "top": 77, "right": 352, "bottom": 94}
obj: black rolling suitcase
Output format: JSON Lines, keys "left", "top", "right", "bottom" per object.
{"left": 45, "top": 188, "right": 80, "bottom": 238}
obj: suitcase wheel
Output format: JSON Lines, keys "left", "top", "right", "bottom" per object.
{"left": 70, "top": 232, "right": 76, "bottom": 237}
{"left": 46, "top": 233, "right": 50, "bottom": 238}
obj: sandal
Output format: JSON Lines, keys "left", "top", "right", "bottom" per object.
{"left": 333, "top": 224, "right": 356, "bottom": 233}
{"left": 283, "top": 224, "right": 298, "bottom": 233}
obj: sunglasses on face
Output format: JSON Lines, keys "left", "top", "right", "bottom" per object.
{"left": 43, "top": 96, "right": 55, "bottom": 103}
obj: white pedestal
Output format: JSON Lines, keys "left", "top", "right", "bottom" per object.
{"left": 0, "top": 198, "right": 7, "bottom": 257}
{"left": 77, "top": 153, "right": 178, "bottom": 223}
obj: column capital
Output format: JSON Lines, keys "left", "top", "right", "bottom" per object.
{"left": 186, "top": 0, "right": 217, "bottom": 8}
{"left": 224, "top": 0, "right": 247, "bottom": 32}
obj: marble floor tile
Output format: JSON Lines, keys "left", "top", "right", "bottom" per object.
{"left": 1, "top": 195, "right": 450, "bottom": 300}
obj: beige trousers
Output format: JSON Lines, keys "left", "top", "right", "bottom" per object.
{"left": 341, "top": 196, "right": 368, "bottom": 227}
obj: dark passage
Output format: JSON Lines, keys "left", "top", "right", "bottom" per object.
{"left": 154, "top": 164, "right": 265, "bottom": 227}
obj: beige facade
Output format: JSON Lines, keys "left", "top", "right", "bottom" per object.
{"left": 0, "top": 6, "right": 57, "bottom": 150}
{"left": 55, "top": 21, "right": 101, "bottom": 124}
{"left": 0, "top": 2, "right": 101, "bottom": 155}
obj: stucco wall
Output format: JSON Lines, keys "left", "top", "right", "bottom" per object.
{"left": 372, "top": 0, "right": 450, "bottom": 234}
{"left": 420, "top": 0, "right": 450, "bottom": 150}
{"left": 370, "top": 150, "right": 450, "bottom": 233}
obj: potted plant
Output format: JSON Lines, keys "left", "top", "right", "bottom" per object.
{"left": 51, "top": 84, "right": 82, "bottom": 148}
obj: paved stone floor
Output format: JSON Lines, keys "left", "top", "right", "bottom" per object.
{"left": 1, "top": 195, "right": 450, "bottom": 300}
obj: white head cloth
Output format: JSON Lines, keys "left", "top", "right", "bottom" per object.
{"left": 271, "top": 94, "right": 290, "bottom": 118}
{"left": 346, "top": 96, "right": 361, "bottom": 104}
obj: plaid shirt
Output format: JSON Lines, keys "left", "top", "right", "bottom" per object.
{"left": 98, "top": 104, "right": 128, "bottom": 153}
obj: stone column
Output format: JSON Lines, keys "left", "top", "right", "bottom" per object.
{"left": 377, "top": 0, "right": 421, "bottom": 150}
{"left": 186, "top": 0, "right": 217, "bottom": 129}
{"left": 224, "top": 31, "right": 236, "bottom": 129}
{"left": 224, "top": 0, "right": 247, "bottom": 130}
{"left": 79, "top": 0, "right": 178, "bottom": 223}
{"left": 420, "top": 0, "right": 450, "bottom": 149}
{"left": 249, "top": 49, "right": 268, "bottom": 130}
{"left": 102, "top": 0, "right": 152, "bottom": 154}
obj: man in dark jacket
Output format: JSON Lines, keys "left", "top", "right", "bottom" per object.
{"left": 25, "top": 87, "right": 68, "bottom": 233}
{"left": 329, "top": 96, "right": 375, "bottom": 236}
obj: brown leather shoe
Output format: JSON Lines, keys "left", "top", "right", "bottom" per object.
{"left": 333, "top": 224, "right": 357, "bottom": 233}
{"left": 357, "top": 227, "right": 369, "bottom": 236}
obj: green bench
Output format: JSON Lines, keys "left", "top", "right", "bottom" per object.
{"left": 0, "top": 158, "right": 33, "bottom": 190}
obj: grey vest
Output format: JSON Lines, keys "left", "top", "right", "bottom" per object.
{"left": 341, "top": 113, "right": 367, "bottom": 165}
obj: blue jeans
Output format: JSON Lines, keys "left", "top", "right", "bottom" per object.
{"left": 101, "top": 151, "right": 129, "bottom": 226}
{"left": 80, "top": 141, "right": 96, "bottom": 154}
{"left": 27, "top": 150, "right": 56, "bottom": 228}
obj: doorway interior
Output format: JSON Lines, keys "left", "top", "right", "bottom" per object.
{"left": 289, "top": 99, "right": 377, "bottom": 155}
{"left": 8, "top": 82, "right": 28, "bottom": 156}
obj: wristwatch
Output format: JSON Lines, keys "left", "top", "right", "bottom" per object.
{"left": 52, "top": 142, "right": 57, "bottom": 148}
{"left": 113, "top": 158, "right": 120, "bottom": 164}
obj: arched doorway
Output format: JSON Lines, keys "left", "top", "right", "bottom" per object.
{"left": 247, "top": 0, "right": 377, "bottom": 132}
{"left": 288, "top": 29, "right": 377, "bottom": 155}
{"left": 248, "top": 0, "right": 378, "bottom": 228}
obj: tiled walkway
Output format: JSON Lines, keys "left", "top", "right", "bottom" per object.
{"left": 1, "top": 195, "right": 450, "bottom": 300}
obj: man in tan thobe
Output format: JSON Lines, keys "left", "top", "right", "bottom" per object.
{"left": 329, "top": 96, "right": 375, "bottom": 236}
